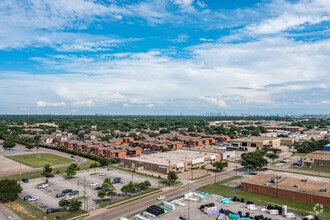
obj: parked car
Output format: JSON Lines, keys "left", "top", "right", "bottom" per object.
{"left": 56, "top": 193, "right": 65, "bottom": 198}
{"left": 260, "top": 168, "right": 268, "bottom": 171}
{"left": 65, "top": 195, "right": 74, "bottom": 200}
{"left": 62, "top": 189, "right": 73, "bottom": 194}
{"left": 292, "top": 165, "right": 299, "bottom": 168}
{"left": 46, "top": 207, "right": 66, "bottom": 214}
{"left": 157, "top": 195, "right": 166, "bottom": 200}
{"left": 37, "top": 184, "right": 48, "bottom": 189}
{"left": 95, "top": 186, "right": 103, "bottom": 190}
{"left": 112, "top": 177, "right": 121, "bottom": 184}
{"left": 99, "top": 172, "right": 106, "bottom": 176}
{"left": 107, "top": 168, "right": 114, "bottom": 171}
{"left": 281, "top": 159, "right": 288, "bottom": 163}
{"left": 69, "top": 190, "right": 79, "bottom": 195}
{"left": 249, "top": 172, "right": 259, "bottom": 175}
{"left": 45, "top": 174, "right": 54, "bottom": 178}
{"left": 71, "top": 155, "right": 75, "bottom": 158}
{"left": 90, "top": 182, "right": 98, "bottom": 187}
{"left": 22, "top": 178, "right": 29, "bottom": 183}
{"left": 24, "top": 194, "right": 38, "bottom": 201}
{"left": 24, "top": 195, "right": 38, "bottom": 201}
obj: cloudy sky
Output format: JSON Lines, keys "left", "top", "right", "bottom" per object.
{"left": 0, "top": 0, "right": 329, "bottom": 115}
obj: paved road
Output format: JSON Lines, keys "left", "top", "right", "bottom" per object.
{"left": 0, "top": 202, "right": 21, "bottom": 220}
{"left": 86, "top": 169, "right": 236, "bottom": 220}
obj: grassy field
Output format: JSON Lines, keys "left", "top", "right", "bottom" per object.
{"left": 6, "top": 153, "right": 75, "bottom": 168}
{"left": 198, "top": 183, "right": 330, "bottom": 218}
{"left": 293, "top": 153, "right": 309, "bottom": 157}
{"left": 0, "top": 159, "right": 98, "bottom": 181}
{"left": 291, "top": 167, "right": 330, "bottom": 174}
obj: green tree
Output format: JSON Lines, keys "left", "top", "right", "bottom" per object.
{"left": 3, "top": 140, "right": 16, "bottom": 149}
{"left": 66, "top": 164, "right": 77, "bottom": 177}
{"left": 121, "top": 185, "right": 130, "bottom": 194}
{"left": 68, "top": 199, "right": 82, "bottom": 211}
{"left": 97, "top": 191, "right": 106, "bottom": 200}
{"left": 167, "top": 171, "right": 178, "bottom": 185}
{"left": 25, "top": 144, "right": 35, "bottom": 150}
{"left": 213, "top": 161, "right": 228, "bottom": 172}
{"left": 161, "top": 147, "right": 172, "bottom": 152}
{"left": 43, "top": 164, "right": 52, "bottom": 176}
{"left": 0, "top": 179, "right": 22, "bottom": 202}
{"left": 59, "top": 199, "right": 70, "bottom": 209}
{"left": 34, "top": 135, "right": 41, "bottom": 141}
{"left": 241, "top": 151, "right": 268, "bottom": 170}
{"left": 266, "top": 153, "right": 279, "bottom": 163}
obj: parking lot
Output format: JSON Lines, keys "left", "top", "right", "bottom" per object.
{"left": 20, "top": 167, "right": 163, "bottom": 212}
{"left": 135, "top": 193, "right": 293, "bottom": 220}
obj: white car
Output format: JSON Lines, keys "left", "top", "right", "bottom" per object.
{"left": 65, "top": 195, "right": 75, "bottom": 200}
{"left": 37, "top": 184, "right": 48, "bottom": 189}
{"left": 27, "top": 195, "right": 39, "bottom": 201}
{"left": 90, "top": 182, "right": 98, "bottom": 187}
{"left": 157, "top": 195, "right": 166, "bottom": 200}
{"left": 99, "top": 172, "right": 106, "bottom": 176}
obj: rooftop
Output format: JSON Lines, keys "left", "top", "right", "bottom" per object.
{"left": 124, "top": 150, "right": 219, "bottom": 166}
{"left": 302, "top": 150, "right": 330, "bottom": 161}
{"left": 243, "top": 173, "right": 330, "bottom": 197}
{"left": 231, "top": 136, "right": 280, "bottom": 142}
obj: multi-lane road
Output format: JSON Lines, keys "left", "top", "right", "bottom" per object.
{"left": 87, "top": 169, "right": 237, "bottom": 220}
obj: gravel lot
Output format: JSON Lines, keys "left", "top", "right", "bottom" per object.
{"left": 20, "top": 167, "right": 162, "bottom": 211}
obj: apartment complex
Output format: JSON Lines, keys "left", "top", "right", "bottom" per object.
{"left": 123, "top": 150, "right": 221, "bottom": 174}
{"left": 241, "top": 174, "right": 330, "bottom": 207}
{"left": 264, "top": 126, "right": 304, "bottom": 133}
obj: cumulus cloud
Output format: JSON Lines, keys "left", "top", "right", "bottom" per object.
{"left": 321, "top": 100, "right": 330, "bottom": 104}
{"left": 200, "top": 97, "right": 227, "bottom": 108}
{"left": 72, "top": 100, "right": 96, "bottom": 107}
{"left": 36, "top": 101, "right": 66, "bottom": 107}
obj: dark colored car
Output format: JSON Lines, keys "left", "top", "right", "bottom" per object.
{"left": 22, "top": 178, "right": 29, "bottom": 183}
{"left": 112, "top": 177, "right": 121, "bottom": 184}
{"left": 62, "top": 189, "right": 73, "bottom": 194}
{"left": 69, "top": 190, "right": 79, "bottom": 195}
{"left": 56, "top": 193, "right": 65, "bottom": 198}
{"left": 46, "top": 207, "right": 66, "bottom": 214}
{"left": 260, "top": 168, "right": 268, "bottom": 171}
{"left": 95, "top": 186, "right": 103, "bottom": 190}
{"left": 249, "top": 172, "right": 258, "bottom": 175}
{"left": 24, "top": 194, "right": 33, "bottom": 200}
{"left": 45, "top": 174, "right": 54, "bottom": 178}
{"left": 71, "top": 155, "right": 75, "bottom": 158}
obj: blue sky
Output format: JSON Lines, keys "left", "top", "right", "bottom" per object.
{"left": 0, "top": 0, "right": 329, "bottom": 115}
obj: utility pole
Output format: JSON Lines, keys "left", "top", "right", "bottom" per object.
{"left": 214, "top": 168, "right": 217, "bottom": 183}
{"left": 187, "top": 179, "right": 190, "bottom": 220}
{"left": 190, "top": 160, "right": 193, "bottom": 180}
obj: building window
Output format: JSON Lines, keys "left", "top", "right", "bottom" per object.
{"left": 251, "top": 143, "right": 256, "bottom": 147}
{"left": 242, "top": 142, "right": 247, "bottom": 146}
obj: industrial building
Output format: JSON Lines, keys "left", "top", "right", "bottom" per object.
{"left": 241, "top": 174, "right": 330, "bottom": 207}
{"left": 123, "top": 150, "right": 221, "bottom": 174}
{"left": 230, "top": 136, "right": 281, "bottom": 148}
{"left": 301, "top": 150, "right": 330, "bottom": 169}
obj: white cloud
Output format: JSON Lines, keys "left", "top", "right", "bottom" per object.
{"left": 200, "top": 38, "right": 213, "bottom": 42}
{"left": 200, "top": 97, "right": 227, "bottom": 108}
{"left": 147, "top": 104, "right": 155, "bottom": 108}
{"left": 72, "top": 100, "right": 96, "bottom": 107}
{"left": 36, "top": 101, "right": 66, "bottom": 107}
{"left": 321, "top": 100, "right": 330, "bottom": 104}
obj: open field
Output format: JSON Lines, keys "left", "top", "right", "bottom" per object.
{"left": 198, "top": 183, "right": 330, "bottom": 218}
{"left": 0, "top": 155, "right": 30, "bottom": 173}
{"left": 6, "top": 153, "right": 75, "bottom": 168}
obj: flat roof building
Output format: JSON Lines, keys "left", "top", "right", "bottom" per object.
{"left": 241, "top": 173, "right": 330, "bottom": 207}
{"left": 230, "top": 136, "right": 281, "bottom": 148}
{"left": 123, "top": 150, "right": 221, "bottom": 174}
{"left": 301, "top": 150, "right": 330, "bottom": 169}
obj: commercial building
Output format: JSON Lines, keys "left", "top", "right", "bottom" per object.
{"left": 301, "top": 151, "right": 330, "bottom": 169}
{"left": 241, "top": 174, "right": 330, "bottom": 207}
{"left": 123, "top": 150, "right": 221, "bottom": 174}
{"left": 264, "top": 126, "right": 304, "bottom": 133}
{"left": 230, "top": 136, "right": 281, "bottom": 148}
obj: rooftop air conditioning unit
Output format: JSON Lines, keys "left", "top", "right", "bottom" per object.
{"left": 293, "top": 185, "right": 299, "bottom": 188}
{"left": 320, "top": 188, "right": 327, "bottom": 192}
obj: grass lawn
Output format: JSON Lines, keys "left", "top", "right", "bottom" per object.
{"left": 0, "top": 159, "right": 98, "bottom": 181}
{"left": 292, "top": 153, "right": 309, "bottom": 157}
{"left": 198, "top": 183, "right": 330, "bottom": 218}
{"left": 6, "top": 153, "right": 75, "bottom": 168}
{"left": 291, "top": 167, "right": 330, "bottom": 174}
